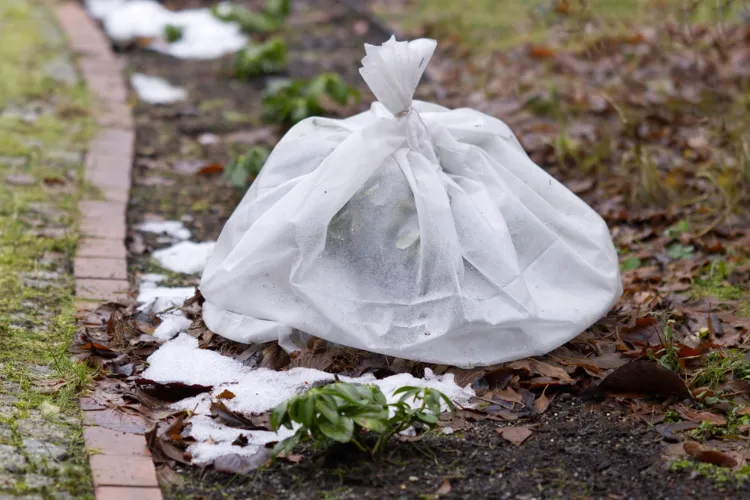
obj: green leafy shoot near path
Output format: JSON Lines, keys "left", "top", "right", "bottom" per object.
{"left": 223, "top": 146, "right": 270, "bottom": 187}
{"left": 234, "top": 38, "right": 287, "bottom": 78}
{"left": 270, "top": 382, "right": 454, "bottom": 457}
{"left": 163, "top": 24, "right": 184, "bottom": 43}
{"left": 263, "top": 73, "right": 358, "bottom": 125}
{"left": 212, "top": 0, "right": 292, "bottom": 34}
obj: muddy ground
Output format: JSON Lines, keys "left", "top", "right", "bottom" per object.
{"left": 167, "top": 397, "right": 748, "bottom": 499}
{"left": 87, "top": 0, "right": 750, "bottom": 498}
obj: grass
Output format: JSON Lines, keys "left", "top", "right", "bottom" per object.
{"left": 691, "top": 260, "right": 747, "bottom": 301}
{"left": 0, "top": 0, "right": 94, "bottom": 497}
{"left": 670, "top": 458, "right": 750, "bottom": 486}
{"left": 383, "top": 0, "right": 748, "bottom": 52}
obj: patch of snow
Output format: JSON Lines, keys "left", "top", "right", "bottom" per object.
{"left": 142, "top": 333, "right": 474, "bottom": 464}
{"left": 152, "top": 241, "right": 215, "bottom": 274}
{"left": 374, "top": 369, "right": 474, "bottom": 410}
{"left": 137, "top": 284, "right": 195, "bottom": 314}
{"left": 87, "top": 0, "right": 247, "bottom": 60}
{"left": 130, "top": 74, "right": 187, "bottom": 105}
{"left": 142, "top": 333, "right": 248, "bottom": 386}
{"left": 153, "top": 311, "right": 192, "bottom": 341}
{"left": 141, "top": 273, "right": 166, "bottom": 283}
{"left": 137, "top": 220, "right": 191, "bottom": 240}
{"left": 85, "top": 0, "right": 125, "bottom": 19}
{"left": 198, "top": 133, "right": 220, "bottom": 145}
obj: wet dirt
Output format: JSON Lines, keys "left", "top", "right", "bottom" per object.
{"left": 166, "top": 396, "right": 748, "bottom": 499}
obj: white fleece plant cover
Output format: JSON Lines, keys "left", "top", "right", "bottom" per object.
{"left": 200, "top": 37, "right": 623, "bottom": 367}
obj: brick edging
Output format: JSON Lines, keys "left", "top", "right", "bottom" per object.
{"left": 54, "top": 3, "right": 163, "bottom": 499}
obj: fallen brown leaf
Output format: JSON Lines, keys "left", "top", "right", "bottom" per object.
{"left": 155, "top": 464, "right": 185, "bottom": 487}
{"left": 43, "top": 176, "right": 65, "bottom": 186}
{"left": 211, "top": 400, "right": 271, "bottom": 430}
{"left": 492, "top": 387, "right": 524, "bottom": 406}
{"left": 197, "top": 163, "right": 224, "bottom": 175}
{"left": 676, "top": 405, "right": 727, "bottom": 426}
{"left": 528, "top": 44, "right": 557, "bottom": 59}
{"left": 260, "top": 343, "right": 290, "bottom": 370}
{"left": 135, "top": 379, "right": 213, "bottom": 402}
{"left": 598, "top": 360, "right": 692, "bottom": 399}
{"left": 707, "top": 312, "right": 723, "bottom": 337}
{"left": 436, "top": 478, "right": 452, "bottom": 495}
{"left": 497, "top": 426, "right": 533, "bottom": 446}
{"left": 534, "top": 393, "right": 552, "bottom": 414}
{"left": 277, "top": 453, "right": 302, "bottom": 464}
{"left": 684, "top": 441, "right": 738, "bottom": 467}
{"left": 508, "top": 359, "right": 573, "bottom": 384}
{"left": 217, "top": 389, "right": 236, "bottom": 400}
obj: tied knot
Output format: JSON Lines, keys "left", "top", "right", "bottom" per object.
{"left": 395, "top": 108, "right": 411, "bottom": 119}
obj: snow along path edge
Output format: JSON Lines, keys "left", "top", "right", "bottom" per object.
{"left": 55, "top": 2, "right": 163, "bottom": 498}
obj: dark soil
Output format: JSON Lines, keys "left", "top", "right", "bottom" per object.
{"left": 166, "top": 397, "right": 747, "bottom": 499}
{"left": 100, "top": 0, "right": 749, "bottom": 498}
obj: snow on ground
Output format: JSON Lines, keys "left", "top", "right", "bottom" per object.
{"left": 130, "top": 74, "right": 187, "bottom": 104}
{"left": 136, "top": 220, "right": 191, "bottom": 240}
{"left": 152, "top": 241, "right": 215, "bottom": 274}
{"left": 142, "top": 333, "right": 475, "bottom": 465}
{"left": 136, "top": 273, "right": 195, "bottom": 314}
{"left": 152, "top": 311, "right": 192, "bottom": 341}
{"left": 136, "top": 275, "right": 193, "bottom": 338}
{"left": 86, "top": 0, "right": 247, "bottom": 59}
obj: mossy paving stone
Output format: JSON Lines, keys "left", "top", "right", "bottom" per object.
{"left": 0, "top": 0, "right": 95, "bottom": 497}
{"left": 110, "top": 0, "right": 749, "bottom": 499}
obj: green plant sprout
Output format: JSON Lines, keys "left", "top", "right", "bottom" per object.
{"left": 223, "top": 146, "right": 270, "bottom": 188}
{"left": 691, "top": 350, "right": 750, "bottom": 388}
{"left": 667, "top": 242, "right": 695, "bottom": 260}
{"left": 262, "top": 73, "right": 358, "bottom": 126}
{"left": 646, "top": 317, "right": 680, "bottom": 373}
{"left": 212, "top": 0, "right": 292, "bottom": 34}
{"left": 234, "top": 38, "right": 287, "bottom": 78}
{"left": 163, "top": 24, "right": 184, "bottom": 43}
{"left": 270, "top": 382, "right": 454, "bottom": 458}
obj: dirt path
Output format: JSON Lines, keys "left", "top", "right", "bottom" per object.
{"left": 75, "top": 0, "right": 750, "bottom": 499}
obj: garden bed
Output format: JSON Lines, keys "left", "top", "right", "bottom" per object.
{"left": 77, "top": 0, "right": 750, "bottom": 498}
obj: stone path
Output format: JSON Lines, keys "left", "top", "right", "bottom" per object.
{"left": 0, "top": 0, "right": 161, "bottom": 498}
{"left": 53, "top": 2, "right": 163, "bottom": 500}
{"left": 0, "top": 1, "right": 94, "bottom": 498}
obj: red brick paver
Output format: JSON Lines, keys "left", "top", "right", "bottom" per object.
{"left": 74, "top": 257, "right": 128, "bottom": 280}
{"left": 83, "top": 427, "right": 151, "bottom": 456}
{"left": 76, "top": 278, "right": 130, "bottom": 302}
{"left": 54, "top": 3, "right": 163, "bottom": 498}
{"left": 96, "top": 487, "right": 164, "bottom": 500}
{"left": 90, "top": 455, "right": 160, "bottom": 487}
{"left": 77, "top": 238, "right": 128, "bottom": 259}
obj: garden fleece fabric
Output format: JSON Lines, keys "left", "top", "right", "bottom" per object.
{"left": 200, "top": 37, "right": 622, "bottom": 367}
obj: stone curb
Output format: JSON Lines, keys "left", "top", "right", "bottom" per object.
{"left": 54, "top": 3, "right": 164, "bottom": 499}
